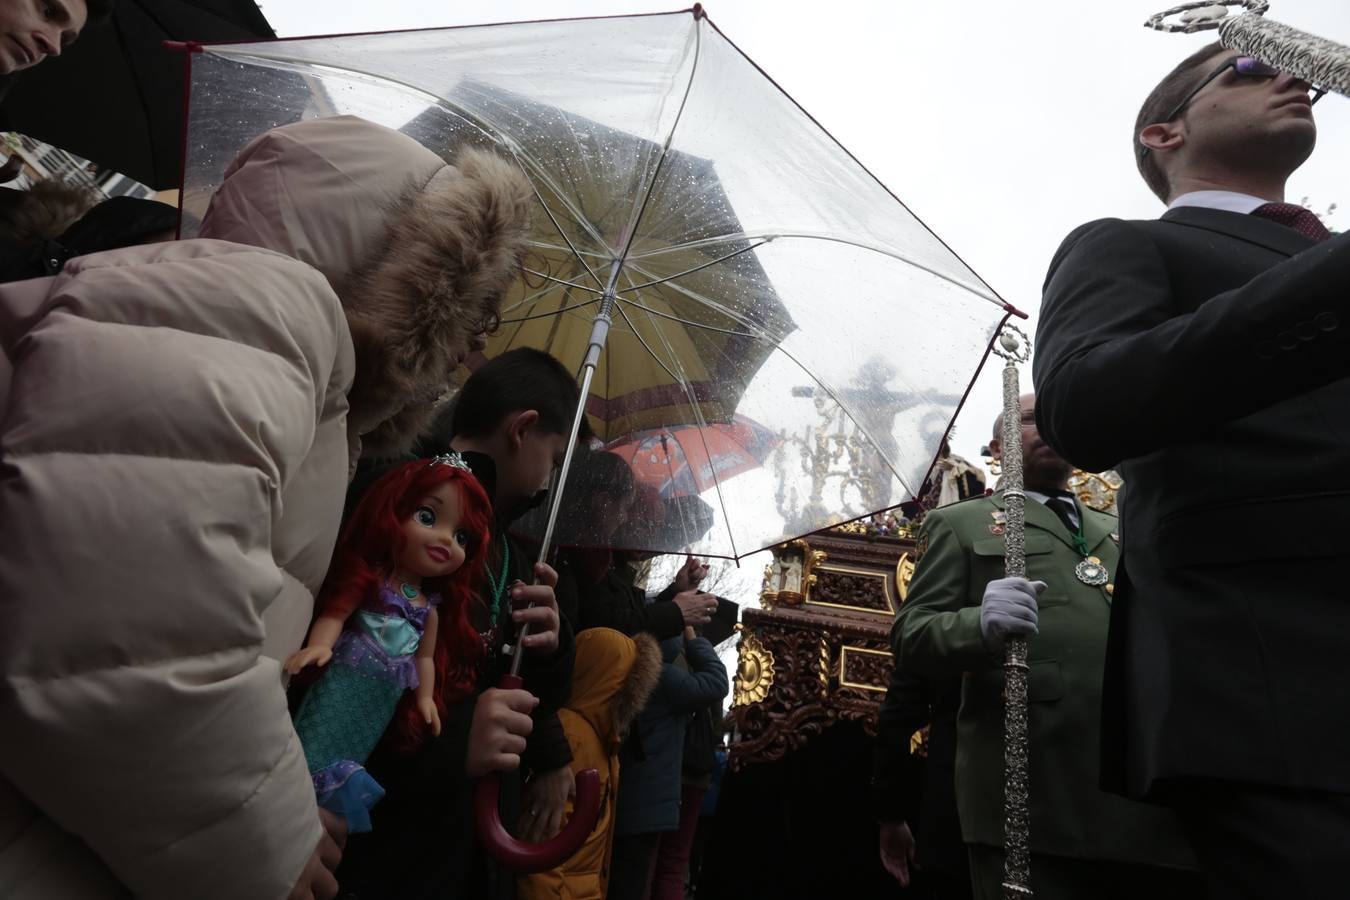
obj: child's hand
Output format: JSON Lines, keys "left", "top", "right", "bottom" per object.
{"left": 418, "top": 696, "right": 442, "bottom": 736}
{"left": 509, "top": 562, "right": 561, "bottom": 656}
{"left": 684, "top": 625, "right": 697, "bottom": 641}
{"left": 519, "top": 765, "right": 575, "bottom": 842}
{"left": 466, "top": 687, "right": 538, "bottom": 778}
{"left": 284, "top": 646, "right": 332, "bottom": 674}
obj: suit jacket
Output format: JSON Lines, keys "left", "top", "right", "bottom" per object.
{"left": 1034, "top": 208, "right": 1350, "bottom": 799}
{"left": 895, "top": 492, "right": 1193, "bottom": 868}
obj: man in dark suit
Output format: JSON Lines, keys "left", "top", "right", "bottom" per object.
{"left": 1034, "top": 41, "right": 1350, "bottom": 900}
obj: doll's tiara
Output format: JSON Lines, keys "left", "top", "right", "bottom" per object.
{"left": 432, "top": 451, "right": 472, "bottom": 472}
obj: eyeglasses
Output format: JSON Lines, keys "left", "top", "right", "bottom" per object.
{"left": 1141, "top": 56, "right": 1326, "bottom": 156}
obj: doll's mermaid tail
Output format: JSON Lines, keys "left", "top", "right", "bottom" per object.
{"left": 293, "top": 657, "right": 405, "bottom": 832}
{"left": 313, "top": 760, "right": 385, "bottom": 833}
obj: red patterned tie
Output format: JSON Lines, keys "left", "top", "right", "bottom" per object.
{"left": 1251, "top": 202, "right": 1332, "bottom": 242}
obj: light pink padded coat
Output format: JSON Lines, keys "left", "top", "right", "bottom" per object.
{"left": 0, "top": 117, "right": 472, "bottom": 899}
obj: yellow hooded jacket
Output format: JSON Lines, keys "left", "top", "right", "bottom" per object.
{"left": 519, "top": 628, "right": 662, "bottom": 900}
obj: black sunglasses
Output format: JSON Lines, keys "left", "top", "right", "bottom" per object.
{"left": 1141, "top": 56, "right": 1325, "bottom": 156}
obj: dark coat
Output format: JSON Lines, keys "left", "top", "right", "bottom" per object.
{"left": 1034, "top": 209, "right": 1350, "bottom": 800}
{"left": 554, "top": 553, "right": 683, "bottom": 640}
{"left": 615, "top": 636, "right": 728, "bottom": 836}
{"left": 871, "top": 662, "right": 966, "bottom": 873}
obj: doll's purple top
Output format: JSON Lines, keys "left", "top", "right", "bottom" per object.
{"left": 330, "top": 584, "right": 443, "bottom": 691}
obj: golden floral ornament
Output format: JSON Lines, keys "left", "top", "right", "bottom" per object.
{"left": 733, "top": 632, "right": 776, "bottom": 707}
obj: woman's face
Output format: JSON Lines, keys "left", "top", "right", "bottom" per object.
{"left": 0, "top": 0, "right": 88, "bottom": 75}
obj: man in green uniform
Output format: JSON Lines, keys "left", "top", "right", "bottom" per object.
{"left": 894, "top": 394, "right": 1197, "bottom": 900}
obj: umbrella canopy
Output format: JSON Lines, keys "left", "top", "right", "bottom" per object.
{"left": 179, "top": 8, "right": 1017, "bottom": 559}
{"left": 2, "top": 0, "right": 277, "bottom": 190}
{"left": 606, "top": 416, "right": 778, "bottom": 500}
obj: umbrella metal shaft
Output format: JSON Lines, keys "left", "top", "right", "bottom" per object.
{"left": 509, "top": 290, "right": 616, "bottom": 678}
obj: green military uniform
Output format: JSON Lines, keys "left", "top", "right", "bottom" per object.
{"left": 894, "top": 491, "right": 1195, "bottom": 898}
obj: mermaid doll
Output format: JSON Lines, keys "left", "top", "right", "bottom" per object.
{"left": 286, "top": 453, "right": 490, "bottom": 831}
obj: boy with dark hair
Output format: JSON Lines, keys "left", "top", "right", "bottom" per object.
{"left": 339, "top": 347, "right": 583, "bottom": 899}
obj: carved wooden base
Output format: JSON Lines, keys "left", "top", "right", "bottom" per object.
{"left": 729, "top": 531, "right": 915, "bottom": 770}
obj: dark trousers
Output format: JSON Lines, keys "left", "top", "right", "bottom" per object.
{"left": 966, "top": 844, "right": 1202, "bottom": 900}
{"left": 610, "top": 832, "right": 661, "bottom": 900}
{"left": 1170, "top": 781, "right": 1350, "bottom": 900}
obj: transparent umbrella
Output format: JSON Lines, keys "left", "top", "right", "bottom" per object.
{"left": 178, "top": 3, "right": 1023, "bottom": 873}
{"left": 179, "top": 6, "right": 1020, "bottom": 566}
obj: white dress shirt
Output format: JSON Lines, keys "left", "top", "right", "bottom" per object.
{"left": 1168, "top": 190, "right": 1269, "bottom": 215}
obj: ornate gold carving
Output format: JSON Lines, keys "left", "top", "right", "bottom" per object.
{"left": 807, "top": 563, "right": 894, "bottom": 614}
{"left": 818, "top": 636, "right": 831, "bottom": 699}
{"left": 729, "top": 614, "right": 894, "bottom": 769}
{"left": 1068, "top": 468, "right": 1123, "bottom": 515}
{"left": 762, "top": 540, "right": 828, "bottom": 608}
{"left": 895, "top": 552, "right": 915, "bottom": 603}
{"left": 733, "top": 632, "right": 776, "bottom": 707}
{"left": 838, "top": 645, "right": 891, "bottom": 693}
{"left": 829, "top": 510, "right": 916, "bottom": 540}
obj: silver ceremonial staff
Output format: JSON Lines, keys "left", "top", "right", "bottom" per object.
{"left": 1147, "top": 0, "right": 1350, "bottom": 98}
{"left": 993, "top": 324, "right": 1033, "bottom": 898}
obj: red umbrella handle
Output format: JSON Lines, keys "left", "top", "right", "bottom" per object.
{"left": 471, "top": 675, "right": 603, "bottom": 873}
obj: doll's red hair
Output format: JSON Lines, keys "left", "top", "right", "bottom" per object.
{"left": 317, "top": 459, "right": 492, "bottom": 751}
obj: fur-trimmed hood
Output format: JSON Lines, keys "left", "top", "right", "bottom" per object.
{"left": 198, "top": 115, "right": 532, "bottom": 460}
{"left": 568, "top": 629, "right": 662, "bottom": 742}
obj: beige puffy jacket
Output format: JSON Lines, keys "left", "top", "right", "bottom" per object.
{"left": 0, "top": 116, "right": 530, "bottom": 899}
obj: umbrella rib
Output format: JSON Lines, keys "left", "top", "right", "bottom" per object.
{"left": 205, "top": 47, "right": 610, "bottom": 291}
{"left": 614, "top": 296, "right": 764, "bottom": 338}
{"left": 611, "top": 296, "right": 687, "bottom": 392}
{"left": 773, "top": 342, "right": 915, "bottom": 500}
{"left": 630, "top": 231, "right": 1003, "bottom": 306}
{"left": 501, "top": 296, "right": 601, "bottom": 324}
{"left": 501, "top": 280, "right": 569, "bottom": 316}
{"left": 605, "top": 10, "right": 703, "bottom": 293}
{"left": 619, "top": 257, "right": 786, "bottom": 337}
{"left": 642, "top": 306, "right": 741, "bottom": 560}
{"left": 522, "top": 177, "right": 608, "bottom": 293}
{"left": 519, "top": 267, "right": 606, "bottom": 294}
{"left": 615, "top": 282, "right": 740, "bottom": 559}
{"left": 618, "top": 239, "right": 772, "bottom": 293}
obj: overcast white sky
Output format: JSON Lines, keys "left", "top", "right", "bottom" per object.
{"left": 262, "top": 0, "right": 1349, "bottom": 475}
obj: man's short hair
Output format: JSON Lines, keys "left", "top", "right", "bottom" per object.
{"left": 1134, "top": 42, "right": 1225, "bottom": 202}
{"left": 449, "top": 347, "right": 590, "bottom": 440}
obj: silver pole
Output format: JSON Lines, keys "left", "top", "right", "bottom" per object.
{"left": 508, "top": 287, "right": 614, "bottom": 678}
{"left": 1147, "top": 1, "right": 1350, "bottom": 97}
{"left": 993, "top": 325, "right": 1032, "bottom": 899}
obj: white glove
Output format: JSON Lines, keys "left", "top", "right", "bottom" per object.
{"left": 979, "top": 577, "right": 1045, "bottom": 651}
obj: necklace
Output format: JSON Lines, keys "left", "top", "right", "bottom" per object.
{"left": 1065, "top": 520, "right": 1109, "bottom": 587}
{"left": 399, "top": 582, "right": 420, "bottom": 601}
{"left": 484, "top": 535, "right": 510, "bottom": 618}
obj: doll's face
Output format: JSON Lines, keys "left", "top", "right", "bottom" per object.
{"left": 399, "top": 481, "right": 471, "bottom": 579}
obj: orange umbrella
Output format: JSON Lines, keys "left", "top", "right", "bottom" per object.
{"left": 605, "top": 415, "right": 777, "bottom": 500}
